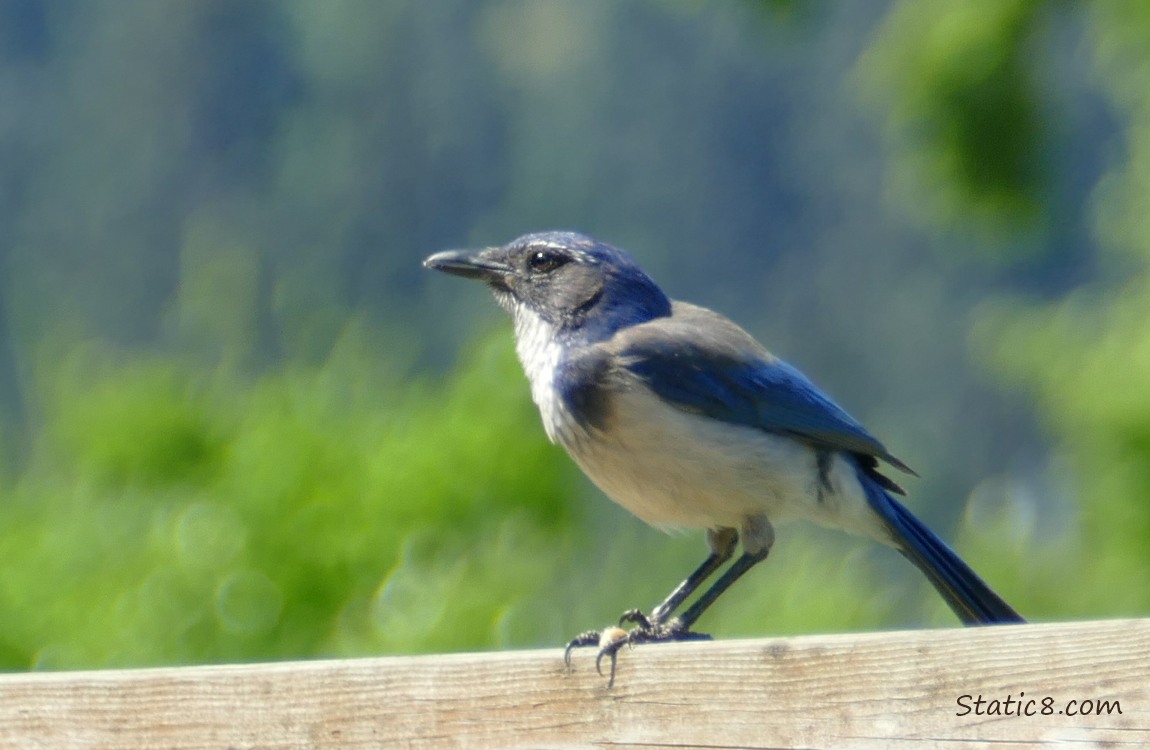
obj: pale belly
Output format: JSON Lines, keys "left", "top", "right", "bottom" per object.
{"left": 558, "top": 385, "right": 891, "bottom": 544}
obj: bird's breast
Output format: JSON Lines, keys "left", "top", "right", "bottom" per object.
{"left": 551, "top": 378, "right": 891, "bottom": 542}
{"left": 557, "top": 381, "right": 807, "bottom": 528}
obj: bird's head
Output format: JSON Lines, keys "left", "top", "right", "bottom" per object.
{"left": 424, "top": 231, "right": 671, "bottom": 342}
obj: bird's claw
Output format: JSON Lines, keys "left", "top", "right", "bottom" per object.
{"left": 564, "top": 613, "right": 712, "bottom": 688}
{"left": 617, "top": 608, "right": 653, "bottom": 629}
{"left": 563, "top": 629, "right": 603, "bottom": 668}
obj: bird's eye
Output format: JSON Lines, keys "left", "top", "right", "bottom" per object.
{"left": 527, "top": 249, "right": 568, "bottom": 274}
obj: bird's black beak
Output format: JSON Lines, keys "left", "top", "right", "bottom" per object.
{"left": 423, "top": 249, "right": 511, "bottom": 284}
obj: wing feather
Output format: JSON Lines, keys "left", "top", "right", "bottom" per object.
{"left": 612, "top": 302, "right": 915, "bottom": 478}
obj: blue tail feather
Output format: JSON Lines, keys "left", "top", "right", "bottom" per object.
{"left": 861, "top": 477, "right": 1024, "bottom": 624}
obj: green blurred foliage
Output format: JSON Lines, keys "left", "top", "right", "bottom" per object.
{"left": 0, "top": 0, "right": 1146, "bottom": 672}
{"left": 965, "top": 0, "right": 1150, "bottom": 608}
{"left": 909, "top": 1, "right": 1150, "bottom": 619}
{"left": 859, "top": 0, "right": 1049, "bottom": 240}
{"left": 0, "top": 328, "right": 576, "bottom": 668}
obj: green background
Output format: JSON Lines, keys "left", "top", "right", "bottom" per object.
{"left": 0, "top": 0, "right": 1145, "bottom": 670}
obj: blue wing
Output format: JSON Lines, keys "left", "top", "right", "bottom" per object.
{"left": 612, "top": 302, "right": 914, "bottom": 477}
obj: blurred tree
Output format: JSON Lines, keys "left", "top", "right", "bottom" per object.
{"left": 859, "top": 0, "right": 1049, "bottom": 239}
{"left": 966, "top": 2, "right": 1150, "bottom": 616}
{"left": 864, "top": 0, "right": 1150, "bottom": 618}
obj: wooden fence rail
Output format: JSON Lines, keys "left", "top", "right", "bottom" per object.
{"left": 0, "top": 618, "right": 1146, "bottom": 749}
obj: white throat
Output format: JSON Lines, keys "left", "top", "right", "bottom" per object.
{"left": 510, "top": 302, "right": 569, "bottom": 444}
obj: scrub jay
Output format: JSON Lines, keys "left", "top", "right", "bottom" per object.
{"left": 424, "top": 231, "right": 1023, "bottom": 682}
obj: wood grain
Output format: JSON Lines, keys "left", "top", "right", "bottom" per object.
{"left": 0, "top": 618, "right": 1145, "bottom": 749}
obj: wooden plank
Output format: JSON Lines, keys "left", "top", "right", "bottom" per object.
{"left": 0, "top": 618, "right": 1145, "bottom": 749}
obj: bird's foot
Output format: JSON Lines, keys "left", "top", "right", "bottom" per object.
{"left": 563, "top": 611, "right": 711, "bottom": 688}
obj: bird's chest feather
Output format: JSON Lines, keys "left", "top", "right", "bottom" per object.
{"left": 559, "top": 381, "right": 832, "bottom": 529}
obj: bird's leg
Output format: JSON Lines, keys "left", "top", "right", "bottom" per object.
{"left": 613, "top": 545, "right": 770, "bottom": 649}
{"left": 617, "top": 517, "right": 773, "bottom": 640}
{"left": 579, "top": 546, "right": 772, "bottom": 687}
{"left": 670, "top": 547, "right": 769, "bottom": 631}
{"left": 595, "top": 544, "right": 770, "bottom": 687}
{"left": 567, "top": 527, "right": 736, "bottom": 648}
{"left": 670, "top": 515, "right": 774, "bottom": 632}
{"left": 567, "top": 520, "right": 774, "bottom": 688}
{"left": 621, "top": 526, "right": 739, "bottom": 628}
{"left": 563, "top": 527, "right": 737, "bottom": 676}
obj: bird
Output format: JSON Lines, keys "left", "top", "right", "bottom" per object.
{"left": 424, "top": 230, "right": 1023, "bottom": 684}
